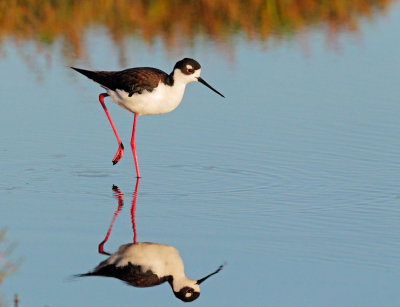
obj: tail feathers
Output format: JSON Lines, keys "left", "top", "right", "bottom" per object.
{"left": 71, "top": 67, "right": 115, "bottom": 91}
{"left": 75, "top": 271, "right": 96, "bottom": 278}
{"left": 70, "top": 67, "right": 98, "bottom": 80}
{"left": 66, "top": 271, "right": 97, "bottom": 282}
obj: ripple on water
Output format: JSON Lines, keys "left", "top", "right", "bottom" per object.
{"left": 130, "top": 163, "right": 286, "bottom": 200}
{"left": 74, "top": 169, "right": 111, "bottom": 178}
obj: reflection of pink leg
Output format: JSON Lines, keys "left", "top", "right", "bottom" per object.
{"left": 131, "top": 114, "right": 141, "bottom": 178}
{"left": 98, "top": 185, "right": 124, "bottom": 255}
{"left": 131, "top": 178, "right": 140, "bottom": 244}
{"left": 99, "top": 93, "right": 124, "bottom": 165}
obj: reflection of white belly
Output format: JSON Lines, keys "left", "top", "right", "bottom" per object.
{"left": 107, "top": 82, "right": 186, "bottom": 115}
{"left": 106, "top": 243, "right": 184, "bottom": 278}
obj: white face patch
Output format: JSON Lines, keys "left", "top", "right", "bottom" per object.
{"left": 173, "top": 68, "right": 201, "bottom": 85}
{"left": 186, "top": 64, "right": 193, "bottom": 71}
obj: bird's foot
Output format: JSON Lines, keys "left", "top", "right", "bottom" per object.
{"left": 112, "top": 143, "right": 124, "bottom": 165}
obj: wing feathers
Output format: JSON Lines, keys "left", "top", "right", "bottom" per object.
{"left": 71, "top": 67, "right": 171, "bottom": 96}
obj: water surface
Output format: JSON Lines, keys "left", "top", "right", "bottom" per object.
{"left": 1, "top": 1, "right": 400, "bottom": 306}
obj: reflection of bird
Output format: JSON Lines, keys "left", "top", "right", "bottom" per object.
{"left": 71, "top": 58, "right": 225, "bottom": 178}
{"left": 78, "top": 242, "right": 224, "bottom": 302}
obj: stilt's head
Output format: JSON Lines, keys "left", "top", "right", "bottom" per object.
{"left": 173, "top": 286, "right": 201, "bottom": 302}
{"left": 171, "top": 263, "right": 225, "bottom": 302}
{"left": 172, "top": 58, "right": 225, "bottom": 98}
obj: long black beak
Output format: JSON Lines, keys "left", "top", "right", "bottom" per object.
{"left": 198, "top": 77, "right": 225, "bottom": 98}
{"left": 196, "top": 263, "right": 225, "bottom": 285}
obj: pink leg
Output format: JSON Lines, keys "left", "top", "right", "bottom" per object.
{"left": 98, "top": 185, "right": 124, "bottom": 255}
{"left": 131, "top": 113, "right": 141, "bottom": 178}
{"left": 131, "top": 178, "right": 140, "bottom": 244}
{"left": 99, "top": 93, "right": 124, "bottom": 165}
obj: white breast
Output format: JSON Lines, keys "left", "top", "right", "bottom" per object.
{"left": 99, "top": 242, "right": 199, "bottom": 292}
{"left": 107, "top": 82, "right": 186, "bottom": 115}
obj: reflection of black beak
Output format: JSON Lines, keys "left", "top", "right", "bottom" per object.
{"left": 198, "top": 77, "right": 225, "bottom": 98}
{"left": 196, "top": 263, "right": 225, "bottom": 285}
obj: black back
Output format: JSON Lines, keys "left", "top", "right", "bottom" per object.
{"left": 71, "top": 67, "right": 174, "bottom": 96}
{"left": 78, "top": 262, "right": 171, "bottom": 288}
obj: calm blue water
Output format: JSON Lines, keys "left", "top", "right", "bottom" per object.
{"left": 1, "top": 4, "right": 400, "bottom": 306}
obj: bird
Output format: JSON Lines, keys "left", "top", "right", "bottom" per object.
{"left": 77, "top": 242, "right": 225, "bottom": 302}
{"left": 71, "top": 58, "right": 225, "bottom": 178}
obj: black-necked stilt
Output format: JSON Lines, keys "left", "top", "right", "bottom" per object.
{"left": 78, "top": 242, "right": 224, "bottom": 302}
{"left": 82, "top": 181, "right": 224, "bottom": 302}
{"left": 71, "top": 58, "right": 225, "bottom": 178}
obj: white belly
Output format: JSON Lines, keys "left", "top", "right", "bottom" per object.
{"left": 106, "top": 243, "right": 184, "bottom": 277}
{"left": 107, "top": 82, "right": 186, "bottom": 115}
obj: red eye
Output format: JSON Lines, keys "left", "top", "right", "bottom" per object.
{"left": 187, "top": 68, "right": 194, "bottom": 73}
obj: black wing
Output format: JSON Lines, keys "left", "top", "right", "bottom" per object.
{"left": 77, "top": 262, "right": 171, "bottom": 288}
{"left": 71, "top": 67, "right": 172, "bottom": 96}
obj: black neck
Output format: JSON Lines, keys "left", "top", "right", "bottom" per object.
{"left": 165, "top": 73, "right": 174, "bottom": 86}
